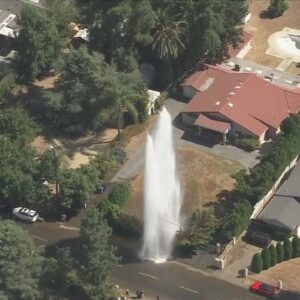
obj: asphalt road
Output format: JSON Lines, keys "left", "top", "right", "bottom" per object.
{"left": 111, "top": 260, "right": 263, "bottom": 300}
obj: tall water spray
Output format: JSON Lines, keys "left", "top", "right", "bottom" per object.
{"left": 141, "top": 107, "right": 181, "bottom": 263}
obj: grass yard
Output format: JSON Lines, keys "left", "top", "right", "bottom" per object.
{"left": 125, "top": 147, "right": 243, "bottom": 219}
{"left": 244, "top": 0, "right": 300, "bottom": 74}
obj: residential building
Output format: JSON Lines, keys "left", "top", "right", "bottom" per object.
{"left": 181, "top": 64, "right": 300, "bottom": 143}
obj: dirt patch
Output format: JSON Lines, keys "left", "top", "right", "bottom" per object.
{"left": 125, "top": 147, "right": 243, "bottom": 219}
{"left": 244, "top": 0, "right": 300, "bottom": 73}
{"left": 33, "top": 74, "right": 60, "bottom": 89}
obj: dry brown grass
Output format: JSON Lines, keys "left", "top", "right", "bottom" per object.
{"left": 125, "top": 147, "right": 243, "bottom": 219}
{"left": 244, "top": 0, "right": 300, "bottom": 73}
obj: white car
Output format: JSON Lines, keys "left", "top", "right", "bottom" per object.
{"left": 12, "top": 207, "right": 39, "bottom": 222}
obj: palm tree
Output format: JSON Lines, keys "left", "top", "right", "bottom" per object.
{"left": 151, "top": 8, "right": 186, "bottom": 61}
{"left": 109, "top": 75, "right": 139, "bottom": 139}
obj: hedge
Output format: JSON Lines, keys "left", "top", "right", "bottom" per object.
{"left": 108, "top": 182, "right": 131, "bottom": 207}
{"left": 251, "top": 236, "right": 300, "bottom": 273}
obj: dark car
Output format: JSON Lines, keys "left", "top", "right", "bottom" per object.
{"left": 250, "top": 281, "right": 280, "bottom": 297}
{"left": 95, "top": 183, "right": 105, "bottom": 194}
{"left": 246, "top": 231, "right": 272, "bottom": 247}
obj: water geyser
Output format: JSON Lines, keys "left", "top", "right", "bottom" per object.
{"left": 140, "top": 107, "right": 181, "bottom": 263}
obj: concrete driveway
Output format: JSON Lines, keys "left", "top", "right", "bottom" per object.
{"left": 165, "top": 98, "right": 259, "bottom": 169}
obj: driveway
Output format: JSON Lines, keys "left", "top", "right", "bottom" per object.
{"left": 165, "top": 98, "right": 259, "bottom": 169}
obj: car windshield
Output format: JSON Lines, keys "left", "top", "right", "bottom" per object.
{"left": 261, "top": 284, "right": 274, "bottom": 292}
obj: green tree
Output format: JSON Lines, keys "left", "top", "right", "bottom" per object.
{"left": 79, "top": 208, "right": 118, "bottom": 300}
{"left": 0, "top": 220, "right": 42, "bottom": 299}
{"left": 261, "top": 247, "right": 271, "bottom": 270}
{"left": 283, "top": 237, "right": 293, "bottom": 260}
{"left": 15, "top": 5, "right": 62, "bottom": 81}
{"left": 59, "top": 167, "right": 99, "bottom": 211}
{"left": 292, "top": 236, "right": 300, "bottom": 258}
{"left": 188, "top": 207, "right": 218, "bottom": 247}
{"left": 46, "top": 0, "right": 77, "bottom": 39}
{"left": 108, "top": 183, "right": 131, "bottom": 207}
{"left": 0, "top": 107, "right": 39, "bottom": 145}
{"left": 268, "top": 0, "right": 289, "bottom": 18}
{"left": 0, "top": 70, "right": 16, "bottom": 105}
{"left": 276, "top": 242, "right": 284, "bottom": 263}
{"left": 0, "top": 136, "right": 38, "bottom": 209}
{"left": 151, "top": 8, "right": 186, "bottom": 61}
{"left": 251, "top": 253, "right": 263, "bottom": 273}
{"left": 269, "top": 244, "right": 277, "bottom": 267}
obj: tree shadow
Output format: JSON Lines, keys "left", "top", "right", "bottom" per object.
{"left": 259, "top": 10, "right": 271, "bottom": 19}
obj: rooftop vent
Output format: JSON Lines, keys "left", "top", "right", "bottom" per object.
{"left": 228, "top": 102, "right": 233, "bottom": 107}
{"left": 215, "top": 101, "right": 220, "bottom": 105}
{"left": 234, "top": 85, "right": 241, "bottom": 89}
{"left": 229, "top": 92, "right": 235, "bottom": 95}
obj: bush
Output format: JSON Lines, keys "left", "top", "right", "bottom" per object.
{"left": 251, "top": 253, "right": 263, "bottom": 273}
{"left": 108, "top": 183, "right": 131, "bottom": 207}
{"left": 154, "top": 92, "right": 168, "bottom": 112}
{"left": 112, "top": 146, "right": 127, "bottom": 165}
{"left": 232, "top": 135, "right": 260, "bottom": 152}
{"left": 292, "top": 236, "right": 300, "bottom": 258}
{"left": 111, "top": 213, "right": 142, "bottom": 238}
{"left": 269, "top": 244, "right": 277, "bottom": 267}
{"left": 276, "top": 242, "right": 284, "bottom": 263}
{"left": 268, "top": 0, "right": 288, "bottom": 18}
{"left": 0, "top": 72, "right": 16, "bottom": 104}
{"left": 261, "top": 247, "right": 271, "bottom": 270}
{"left": 283, "top": 237, "right": 293, "bottom": 260}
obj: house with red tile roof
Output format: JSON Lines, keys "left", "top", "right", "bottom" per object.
{"left": 181, "top": 64, "right": 300, "bottom": 143}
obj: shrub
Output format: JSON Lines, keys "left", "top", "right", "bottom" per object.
{"left": 283, "top": 237, "right": 293, "bottom": 260}
{"left": 232, "top": 135, "right": 260, "bottom": 152}
{"left": 0, "top": 72, "right": 16, "bottom": 104}
{"left": 261, "top": 247, "right": 271, "bottom": 270}
{"left": 251, "top": 253, "right": 263, "bottom": 273}
{"left": 108, "top": 183, "right": 131, "bottom": 207}
{"left": 268, "top": 0, "right": 288, "bottom": 18}
{"left": 154, "top": 92, "right": 168, "bottom": 112}
{"left": 112, "top": 146, "right": 127, "bottom": 165}
{"left": 111, "top": 213, "right": 142, "bottom": 238}
{"left": 292, "top": 236, "right": 300, "bottom": 258}
{"left": 269, "top": 244, "right": 277, "bottom": 267}
{"left": 276, "top": 242, "right": 284, "bottom": 263}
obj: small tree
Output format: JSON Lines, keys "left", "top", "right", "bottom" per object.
{"left": 292, "top": 236, "right": 300, "bottom": 258}
{"left": 269, "top": 244, "right": 277, "bottom": 267}
{"left": 108, "top": 183, "right": 131, "bottom": 207}
{"left": 268, "top": 0, "right": 289, "bottom": 18}
{"left": 261, "top": 247, "right": 271, "bottom": 270}
{"left": 283, "top": 237, "right": 293, "bottom": 260}
{"left": 276, "top": 242, "right": 284, "bottom": 263}
{"left": 251, "top": 253, "right": 263, "bottom": 273}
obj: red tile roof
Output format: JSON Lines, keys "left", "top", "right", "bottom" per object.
{"left": 195, "top": 114, "right": 231, "bottom": 133}
{"left": 227, "top": 31, "right": 253, "bottom": 58}
{"left": 183, "top": 65, "right": 300, "bottom": 137}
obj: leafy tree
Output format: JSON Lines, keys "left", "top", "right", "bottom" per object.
{"left": 0, "top": 220, "right": 42, "bottom": 299}
{"left": 283, "top": 237, "right": 293, "bottom": 260}
{"left": 44, "top": 46, "right": 148, "bottom": 134}
{"left": 261, "top": 247, "right": 271, "bottom": 270}
{"left": 0, "top": 136, "right": 38, "bottom": 209}
{"left": 59, "top": 166, "right": 99, "bottom": 211}
{"left": 268, "top": 0, "right": 289, "bottom": 18}
{"left": 276, "top": 242, "right": 284, "bottom": 263}
{"left": 108, "top": 183, "right": 131, "bottom": 207}
{"left": 269, "top": 244, "right": 277, "bottom": 267}
{"left": 0, "top": 107, "right": 39, "bottom": 145}
{"left": 251, "top": 253, "right": 263, "bottom": 273}
{"left": 40, "top": 247, "right": 73, "bottom": 298}
{"left": 151, "top": 8, "right": 186, "bottom": 61}
{"left": 188, "top": 207, "right": 218, "bottom": 247}
{"left": 79, "top": 208, "right": 118, "bottom": 300}
{"left": 46, "top": 0, "right": 77, "bottom": 38}
{"left": 15, "top": 5, "right": 62, "bottom": 81}
{"left": 292, "top": 236, "right": 300, "bottom": 258}
{"left": 89, "top": 0, "right": 155, "bottom": 62}
{"left": 0, "top": 70, "right": 16, "bottom": 105}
